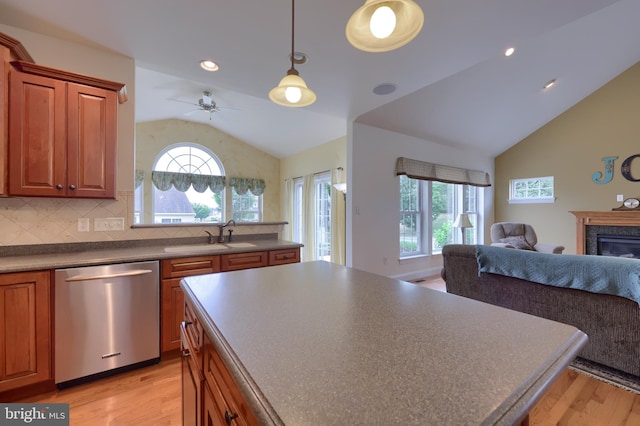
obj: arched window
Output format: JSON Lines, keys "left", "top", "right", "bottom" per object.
{"left": 152, "top": 144, "right": 225, "bottom": 224}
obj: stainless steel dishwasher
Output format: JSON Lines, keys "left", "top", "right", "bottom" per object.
{"left": 55, "top": 260, "right": 160, "bottom": 387}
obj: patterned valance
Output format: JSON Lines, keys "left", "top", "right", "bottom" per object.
{"left": 151, "top": 171, "right": 226, "bottom": 193}
{"left": 229, "top": 177, "right": 266, "bottom": 196}
{"left": 135, "top": 169, "right": 145, "bottom": 189}
{"left": 395, "top": 157, "right": 491, "bottom": 187}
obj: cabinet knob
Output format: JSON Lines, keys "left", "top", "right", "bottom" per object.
{"left": 224, "top": 411, "right": 238, "bottom": 424}
{"left": 69, "top": 184, "right": 76, "bottom": 190}
{"left": 56, "top": 184, "right": 63, "bottom": 190}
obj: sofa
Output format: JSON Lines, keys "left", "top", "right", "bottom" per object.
{"left": 441, "top": 244, "right": 640, "bottom": 377}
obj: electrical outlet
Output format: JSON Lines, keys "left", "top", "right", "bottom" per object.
{"left": 617, "top": 194, "right": 624, "bottom": 202}
{"left": 77, "top": 218, "right": 90, "bottom": 232}
{"left": 94, "top": 217, "right": 125, "bottom": 231}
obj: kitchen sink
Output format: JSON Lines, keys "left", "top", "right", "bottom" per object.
{"left": 225, "top": 242, "right": 256, "bottom": 248}
{"left": 164, "top": 242, "right": 256, "bottom": 253}
{"left": 164, "top": 244, "right": 228, "bottom": 253}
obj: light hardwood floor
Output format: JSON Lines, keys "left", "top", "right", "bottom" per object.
{"left": 20, "top": 276, "right": 640, "bottom": 425}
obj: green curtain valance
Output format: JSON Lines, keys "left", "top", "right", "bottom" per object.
{"left": 229, "top": 177, "right": 266, "bottom": 196}
{"left": 151, "top": 171, "right": 226, "bottom": 193}
{"left": 395, "top": 157, "right": 491, "bottom": 187}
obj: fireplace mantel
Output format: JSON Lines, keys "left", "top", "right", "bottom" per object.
{"left": 570, "top": 211, "right": 640, "bottom": 254}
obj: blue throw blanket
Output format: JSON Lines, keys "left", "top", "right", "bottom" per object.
{"left": 475, "top": 245, "right": 640, "bottom": 306}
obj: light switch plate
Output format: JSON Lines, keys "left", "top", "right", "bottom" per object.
{"left": 617, "top": 194, "right": 624, "bottom": 202}
{"left": 77, "top": 218, "right": 90, "bottom": 232}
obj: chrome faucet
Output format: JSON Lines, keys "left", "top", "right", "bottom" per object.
{"left": 216, "top": 220, "right": 236, "bottom": 243}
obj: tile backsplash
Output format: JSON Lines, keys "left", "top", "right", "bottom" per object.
{"left": 0, "top": 192, "right": 283, "bottom": 246}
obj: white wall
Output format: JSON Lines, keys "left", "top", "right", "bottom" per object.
{"left": 348, "top": 123, "right": 494, "bottom": 280}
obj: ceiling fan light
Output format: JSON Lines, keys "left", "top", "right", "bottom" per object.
{"left": 346, "top": 0, "right": 424, "bottom": 52}
{"left": 269, "top": 73, "right": 317, "bottom": 107}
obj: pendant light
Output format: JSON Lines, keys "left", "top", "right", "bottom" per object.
{"left": 346, "top": 0, "right": 424, "bottom": 53}
{"left": 269, "top": 0, "right": 316, "bottom": 107}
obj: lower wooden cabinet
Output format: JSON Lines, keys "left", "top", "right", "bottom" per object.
{"left": 162, "top": 256, "right": 220, "bottom": 353}
{"left": 203, "top": 334, "right": 258, "bottom": 425}
{"left": 0, "top": 270, "right": 51, "bottom": 394}
{"left": 184, "top": 299, "right": 258, "bottom": 426}
{"left": 181, "top": 315, "right": 204, "bottom": 426}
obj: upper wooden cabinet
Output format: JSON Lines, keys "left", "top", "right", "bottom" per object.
{"left": 8, "top": 64, "right": 120, "bottom": 198}
{"left": 0, "top": 33, "right": 34, "bottom": 197}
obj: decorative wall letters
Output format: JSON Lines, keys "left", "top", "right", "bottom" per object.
{"left": 592, "top": 154, "right": 640, "bottom": 184}
{"left": 592, "top": 156, "right": 617, "bottom": 184}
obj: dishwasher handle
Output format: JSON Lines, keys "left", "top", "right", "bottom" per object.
{"left": 64, "top": 269, "right": 154, "bottom": 282}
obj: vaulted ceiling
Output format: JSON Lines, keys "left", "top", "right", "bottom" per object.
{"left": 1, "top": 0, "right": 638, "bottom": 158}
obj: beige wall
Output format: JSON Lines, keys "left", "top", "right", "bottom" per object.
{"left": 136, "top": 119, "right": 281, "bottom": 222}
{"left": 280, "top": 136, "right": 347, "bottom": 181}
{"left": 495, "top": 61, "right": 640, "bottom": 254}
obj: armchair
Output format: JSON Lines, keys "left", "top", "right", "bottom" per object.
{"left": 490, "top": 222, "right": 565, "bottom": 254}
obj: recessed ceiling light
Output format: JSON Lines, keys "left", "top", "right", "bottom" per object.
{"left": 504, "top": 47, "right": 515, "bottom": 57}
{"left": 543, "top": 79, "right": 557, "bottom": 89}
{"left": 373, "top": 83, "right": 397, "bottom": 95}
{"left": 200, "top": 60, "right": 219, "bottom": 72}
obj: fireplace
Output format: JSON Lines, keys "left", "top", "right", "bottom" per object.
{"left": 571, "top": 211, "right": 640, "bottom": 254}
{"left": 597, "top": 234, "right": 640, "bottom": 258}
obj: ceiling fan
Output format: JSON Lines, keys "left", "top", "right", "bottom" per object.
{"left": 170, "top": 90, "right": 225, "bottom": 120}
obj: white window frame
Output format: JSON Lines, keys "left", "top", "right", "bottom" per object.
{"left": 314, "top": 172, "right": 332, "bottom": 261}
{"left": 509, "top": 176, "right": 555, "bottom": 204}
{"left": 231, "top": 189, "right": 263, "bottom": 222}
{"left": 152, "top": 143, "right": 226, "bottom": 223}
{"left": 399, "top": 177, "right": 480, "bottom": 259}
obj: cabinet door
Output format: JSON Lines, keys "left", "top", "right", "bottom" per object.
{"left": 0, "top": 49, "right": 9, "bottom": 196}
{"left": 0, "top": 271, "right": 51, "bottom": 393}
{"left": 9, "top": 71, "right": 66, "bottom": 197}
{"left": 66, "top": 83, "right": 117, "bottom": 198}
{"left": 161, "top": 278, "right": 184, "bottom": 353}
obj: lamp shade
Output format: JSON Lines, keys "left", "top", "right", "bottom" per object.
{"left": 453, "top": 213, "right": 473, "bottom": 229}
{"left": 346, "top": 0, "right": 424, "bottom": 52}
{"left": 269, "top": 72, "right": 317, "bottom": 107}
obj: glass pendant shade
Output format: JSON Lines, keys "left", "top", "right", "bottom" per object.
{"left": 269, "top": 71, "right": 317, "bottom": 107}
{"left": 346, "top": 0, "right": 424, "bottom": 52}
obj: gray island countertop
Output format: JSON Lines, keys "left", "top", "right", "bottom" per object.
{"left": 181, "top": 261, "right": 588, "bottom": 425}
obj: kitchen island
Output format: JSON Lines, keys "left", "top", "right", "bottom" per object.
{"left": 181, "top": 261, "right": 587, "bottom": 425}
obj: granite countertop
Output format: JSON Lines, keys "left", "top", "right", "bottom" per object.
{"left": 181, "top": 261, "right": 588, "bottom": 426}
{"left": 0, "top": 237, "right": 303, "bottom": 274}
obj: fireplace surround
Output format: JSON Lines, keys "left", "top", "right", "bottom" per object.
{"left": 571, "top": 211, "right": 640, "bottom": 254}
